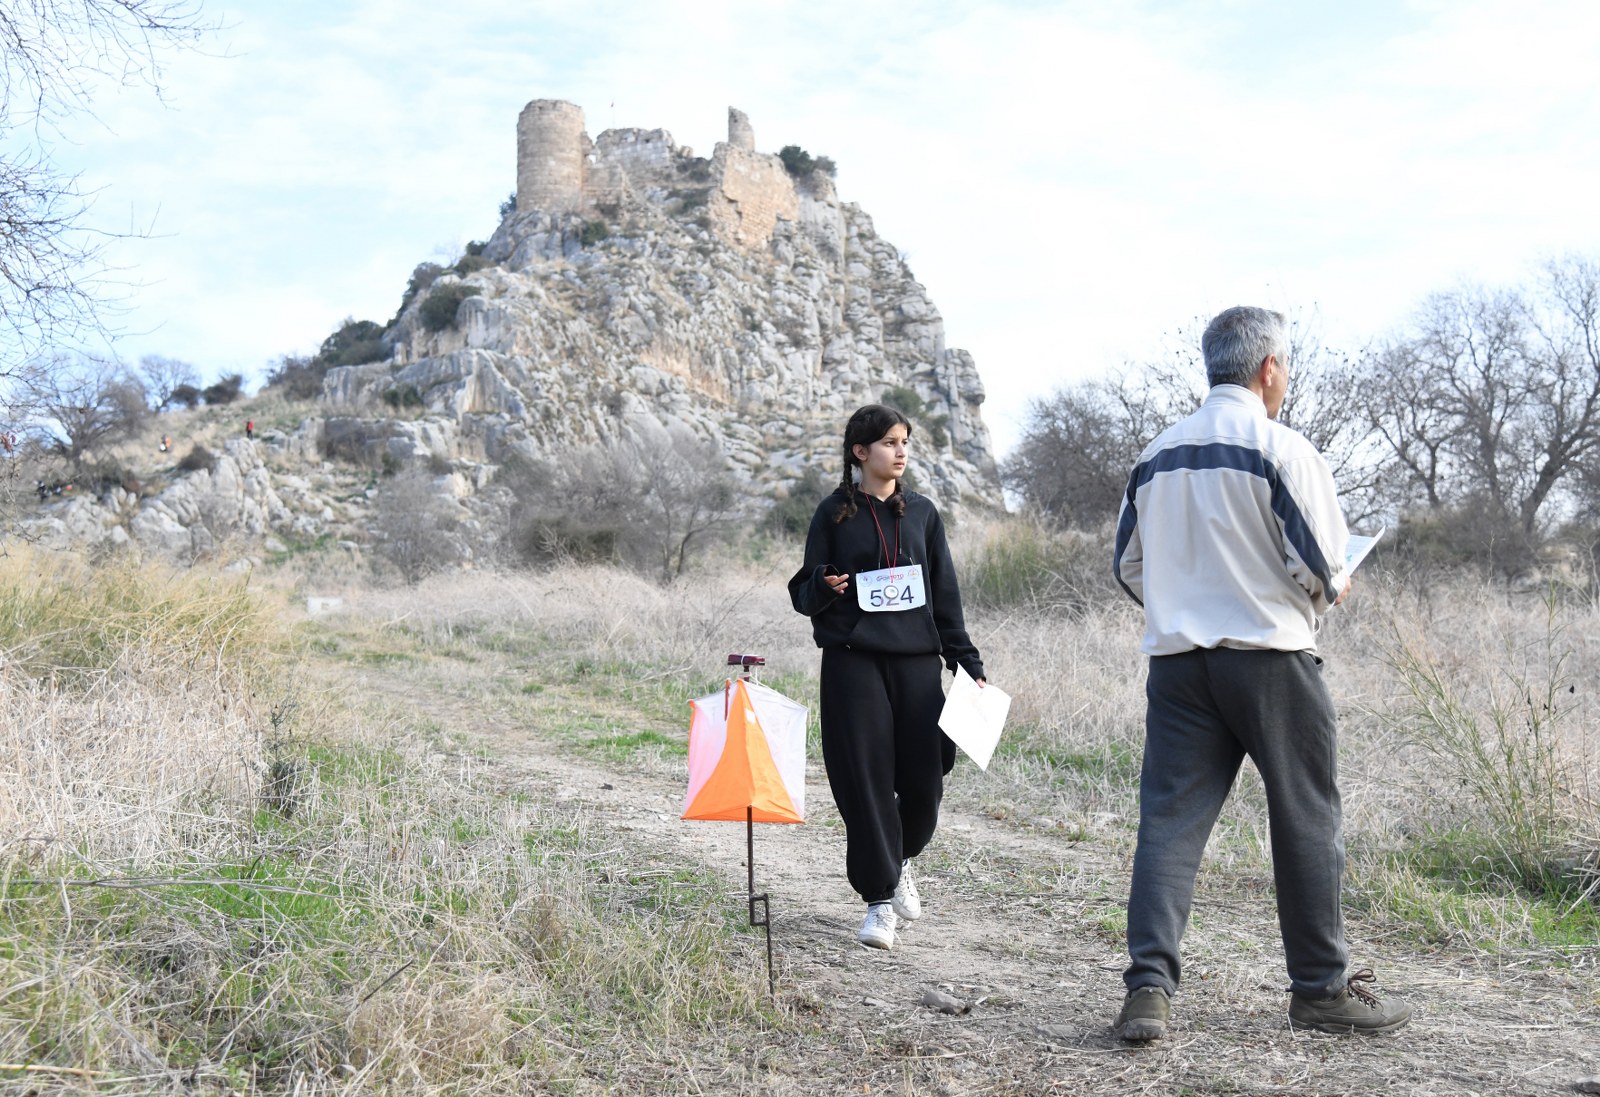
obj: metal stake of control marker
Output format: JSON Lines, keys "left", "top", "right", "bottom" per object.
{"left": 683, "top": 653, "right": 804, "bottom": 996}
{"left": 732, "top": 654, "right": 776, "bottom": 996}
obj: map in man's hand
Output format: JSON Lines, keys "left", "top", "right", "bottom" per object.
{"left": 1345, "top": 527, "right": 1385, "bottom": 572}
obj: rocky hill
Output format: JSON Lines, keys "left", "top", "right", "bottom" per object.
{"left": 25, "top": 100, "right": 1001, "bottom": 566}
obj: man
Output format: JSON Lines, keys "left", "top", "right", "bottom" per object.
{"left": 1110, "top": 306, "right": 1410, "bottom": 1041}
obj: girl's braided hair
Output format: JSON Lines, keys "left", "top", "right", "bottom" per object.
{"left": 832, "top": 403, "right": 912, "bottom": 523}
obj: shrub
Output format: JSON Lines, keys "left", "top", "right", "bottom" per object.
{"left": 317, "top": 420, "right": 378, "bottom": 467}
{"left": 1386, "top": 592, "right": 1590, "bottom": 897}
{"left": 168, "top": 382, "right": 203, "bottom": 409}
{"left": 672, "top": 188, "right": 710, "bottom": 213}
{"left": 959, "top": 518, "right": 1118, "bottom": 614}
{"left": 395, "top": 261, "right": 446, "bottom": 322}
{"left": 580, "top": 220, "right": 610, "bottom": 247}
{"left": 267, "top": 320, "right": 389, "bottom": 399}
{"left": 177, "top": 444, "right": 216, "bottom": 473}
{"left": 778, "top": 145, "right": 836, "bottom": 178}
{"left": 371, "top": 469, "right": 472, "bottom": 583}
{"left": 318, "top": 318, "right": 387, "bottom": 368}
{"left": 266, "top": 354, "right": 328, "bottom": 400}
{"left": 80, "top": 460, "right": 143, "bottom": 496}
{"left": 765, "top": 467, "right": 830, "bottom": 537}
{"left": 201, "top": 373, "right": 245, "bottom": 405}
{"left": 418, "top": 284, "right": 482, "bottom": 332}
{"left": 880, "top": 385, "right": 926, "bottom": 417}
{"left": 1391, "top": 503, "right": 1537, "bottom": 582}
{"left": 499, "top": 191, "right": 517, "bottom": 219}
{"left": 454, "top": 242, "right": 490, "bottom": 277}
{"left": 382, "top": 384, "right": 425, "bottom": 410}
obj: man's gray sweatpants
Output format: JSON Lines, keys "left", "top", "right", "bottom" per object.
{"left": 1124, "top": 646, "right": 1349, "bottom": 1000}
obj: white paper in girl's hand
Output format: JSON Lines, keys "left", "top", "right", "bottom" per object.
{"left": 938, "top": 666, "right": 1010, "bottom": 771}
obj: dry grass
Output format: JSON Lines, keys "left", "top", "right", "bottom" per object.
{"left": 0, "top": 549, "right": 280, "bottom": 858}
{"left": 6, "top": 521, "right": 1600, "bottom": 1093}
{"left": 0, "top": 551, "right": 783, "bottom": 1094}
{"left": 944, "top": 519, "right": 1600, "bottom": 942}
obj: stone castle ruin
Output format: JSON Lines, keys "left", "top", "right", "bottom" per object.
{"left": 360, "top": 96, "right": 999, "bottom": 503}
{"left": 516, "top": 101, "right": 804, "bottom": 250}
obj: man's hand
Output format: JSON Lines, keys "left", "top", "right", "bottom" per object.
{"left": 1333, "top": 577, "right": 1352, "bottom": 606}
{"left": 824, "top": 572, "right": 850, "bottom": 595}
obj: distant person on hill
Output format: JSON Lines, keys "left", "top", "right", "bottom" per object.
{"left": 788, "top": 403, "right": 987, "bottom": 951}
{"left": 1110, "top": 306, "right": 1410, "bottom": 1041}
{"left": 245, "top": 419, "right": 255, "bottom": 440}
{"left": 159, "top": 434, "right": 171, "bottom": 453}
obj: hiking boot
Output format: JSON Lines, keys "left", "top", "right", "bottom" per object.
{"left": 1289, "top": 969, "right": 1411, "bottom": 1035}
{"left": 891, "top": 860, "right": 922, "bottom": 921}
{"left": 1114, "top": 985, "right": 1170, "bottom": 1042}
{"left": 858, "top": 902, "right": 897, "bottom": 950}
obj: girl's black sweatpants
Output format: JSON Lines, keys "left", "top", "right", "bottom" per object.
{"left": 819, "top": 646, "right": 955, "bottom": 903}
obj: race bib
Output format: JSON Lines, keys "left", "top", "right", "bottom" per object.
{"left": 856, "top": 565, "right": 926, "bottom": 613}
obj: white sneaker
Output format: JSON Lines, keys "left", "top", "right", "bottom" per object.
{"left": 858, "top": 902, "right": 897, "bottom": 949}
{"left": 891, "top": 860, "right": 922, "bottom": 921}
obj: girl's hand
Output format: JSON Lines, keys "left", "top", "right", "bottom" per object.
{"left": 824, "top": 572, "right": 850, "bottom": 594}
{"left": 976, "top": 677, "right": 987, "bottom": 688}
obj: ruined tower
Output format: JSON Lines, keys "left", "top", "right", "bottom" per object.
{"left": 516, "top": 99, "right": 587, "bottom": 214}
{"left": 727, "top": 107, "right": 755, "bottom": 152}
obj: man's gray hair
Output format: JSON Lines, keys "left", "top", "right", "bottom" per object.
{"left": 1202, "top": 306, "right": 1288, "bottom": 388}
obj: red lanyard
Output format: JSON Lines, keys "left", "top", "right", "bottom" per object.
{"left": 864, "top": 493, "right": 899, "bottom": 568}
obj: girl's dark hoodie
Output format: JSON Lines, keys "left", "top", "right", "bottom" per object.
{"left": 788, "top": 488, "right": 984, "bottom": 681}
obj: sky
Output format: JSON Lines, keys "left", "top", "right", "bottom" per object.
{"left": 50, "top": 0, "right": 1600, "bottom": 454}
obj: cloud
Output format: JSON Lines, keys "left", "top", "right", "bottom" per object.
{"left": 37, "top": 0, "right": 1600, "bottom": 457}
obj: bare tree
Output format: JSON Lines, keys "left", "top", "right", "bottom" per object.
{"left": 138, "top": 353, "right": 198, "bottom": 411}
{"left": 1003, "top": 378, "right": 1176, "bottom": 527}
{"left": 1004, "top": 310, "right": 1387, "bottom": 528}
{"left": 371, "top": 469, "right": 472, "bottom": 584}
{"left": 1521, "top": 255, "right": 1600, "bottom": 531}
{"left": 1354, "top": 262, "right": 1600, "bottom": 543}
{"left": 24, "top": 356, "right": 147, "bottom": 469}
{"left": 1350, "top": 337, "right": 1455, "bottom": 511}
{"left": 633, "top": 427, "right": 738, "bottom": 580}
{"left": 1274, "top": 317, "right": 1392, "bottom": 527}
{"left": 0, "top": 1, "right": 215, "bottom": 361}
{"left": 505, "top": 428, "right": 740, "bottom": 581}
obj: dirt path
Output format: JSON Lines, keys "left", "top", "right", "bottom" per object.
{"left": 349, "top": 658, "right": 1600, "bottom": 1096}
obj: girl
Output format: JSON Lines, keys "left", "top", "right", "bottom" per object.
{"left": 788, "top": 403, "right": 986, "bottom": 950}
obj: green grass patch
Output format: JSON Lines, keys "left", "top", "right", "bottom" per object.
{"left": 265, "top": 531, "right": 337, "bottom": 566}
{"left": 1353, "top": 849, "right": 1600, "bottom": 950}
{"left": 993, "top": 729, "right": 1141, "bottom": 784}
{"left": 580, "top": 728, "right": 687, "bottom": 761}
{"left": 306, "top": 741, "right": 404, "bottom": 789}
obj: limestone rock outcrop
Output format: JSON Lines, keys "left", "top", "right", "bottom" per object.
{"left": 23, "top": 99, "right": 1000, "bottom": 565}
{"left": 334, "top": 99, "right": 999, "bottom": 506}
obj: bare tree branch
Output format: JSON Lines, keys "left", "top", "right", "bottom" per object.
{"left": 0, "top": 0, "right": 216, "bottom": 360}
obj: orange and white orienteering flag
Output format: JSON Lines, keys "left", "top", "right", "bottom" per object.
{"left": 682, "top": 678, "right": 806, "bottom": 824}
